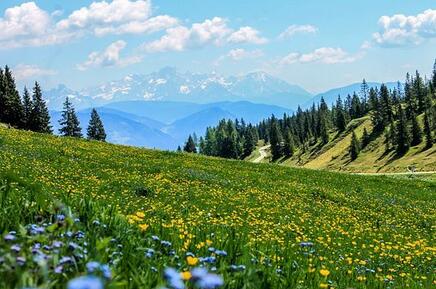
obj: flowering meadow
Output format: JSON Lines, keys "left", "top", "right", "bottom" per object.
{"left": 0, "top": 126, "right": 435, "bottom": 288}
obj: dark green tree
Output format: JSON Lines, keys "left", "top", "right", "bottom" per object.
{"left": 22, "top": 87, "right": 32, "bottom": 129}
{"left": 361, "top": 127, "right": 370, "bottom": 149}
{"left": 423, "top": 109, "right": 433, "bottom": 148}
{"left": 335, "top": 96, "right": 347, "bottom": 132}
{"left": 270, "top": 117, "right": 283, "bottom": 160}
{"left": 349, "top": 131, "right": 360, "bottom": 161}
{"left": 87, "top": 108, "right": 106, "bottom": 141}
{"left": 395, "top": 104, "right": 410, "bottom": 155}
{"left": 410, "top": 112, "right": 422, "bottom": 146}
{"left": 184, "top": 135, "right": 197, "bottom": 153}
{"left": 59, "top": 97, "right": 82, "bottom": 137}
{"left": 283, "top": 130, "right": 295, "bottom": 157}
{"left": 29, "top": 82, "right": 52, "bottom": 133}
{"left": 0, "top": 66, "right": 24, "bottom": 127}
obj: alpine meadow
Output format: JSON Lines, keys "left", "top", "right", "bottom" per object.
{"left": 0, "top": 1, "right": 435, "bottom": 289}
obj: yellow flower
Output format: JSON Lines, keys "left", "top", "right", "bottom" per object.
{"left": 320, "top": 269, "right": 330, "bottom": 277}
{"left": 180, "top": 271, "right": 192, "bottom": 280}
{"left": 206, "top": 239, "right": 213, "bottom": 246}
{"left": 186, "top": 256, "right": 199, "bottom": 266}
{"left": 138, "top": 223, "right": 149, "bottom": 231}
{"left": 319, "top": 283, "right": 329, "bottom": 288}
{"left": 136, "top": 212, "right": 145, "bottom": 218}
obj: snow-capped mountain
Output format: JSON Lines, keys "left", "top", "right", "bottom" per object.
{"left": 44, "top": 67, "right": 312, "bottom": 110}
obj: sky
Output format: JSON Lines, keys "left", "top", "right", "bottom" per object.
{"left": 0, "top": 0, "right": 435, "bottom": 94}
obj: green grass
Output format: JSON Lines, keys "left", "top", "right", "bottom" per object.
{"left": 0, "top": 126, "right": 435, "bottom": 289}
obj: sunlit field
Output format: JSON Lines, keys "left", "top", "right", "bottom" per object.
{"left": 0, "top": 126, "right": 435, "bottom": 289}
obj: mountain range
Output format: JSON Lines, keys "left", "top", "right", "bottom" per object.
{"left": 45, "top": 67, "right": 401, "bottom": 150}
{"left": 45, "top": 68, "right": 312, "bottom": 111}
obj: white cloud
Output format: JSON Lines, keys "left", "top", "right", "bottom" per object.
{"left": 77, "top": 40, "right": 141, "bottom": 70}
{"left": 227, "top": 48, "right": 263, "bottom": 60}
{"left": 143, "top": 17, "right": 232, "bottom": 52}
{"left": 227, "top": 26, "right": 267, "bottom": 44}
{"left": 280, "top": 47, "right": 361, "bottom": 65}
{"left": 278, "top": 24, "right": 318, "bottom": 39}
{"left": 13, "top": 64, "right": 57, "bottom": 80}
{"left": 0, "top": 1, "right": 177, "bottom": 49}
{"left": 373, "top": 9, "right": 436, "bottom": 46}
{"left": 143, "top": 18, "right": 267, "bottom": 52}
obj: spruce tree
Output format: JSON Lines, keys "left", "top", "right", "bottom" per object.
{"left": 423, "top": 109, "right": 433, "bottom": 148}
{"left": 29, "top": 82, "right": 52, "bottom": 133}
{"left": 243, "top": 127, "right": 256, "bottom": 158}
{"left": 335, "top": 96, "right": 346, "bottom": 132}
{"left": 270, "top": 118, "right": 283, "bottom": 160}
{"left": 432, "top": 59, "right": 436, "bottom": 90}
{"left": 0, "top": 66, "right": 24, "bottom": 127}
{"left": 283, "top": 130, "right": 295, "bottom": 157}
{"left": 361, "top": 127, "right": 370, "bottom": 148}
{"left": 395, "top": 104, "right": 410, "bottom": 155}
{"left": 22, "top": 87, "right": 32, "bottom": 130}
{"left": 184, "top": 135, "right": 197, "bottom": 153}
{"left": 349, "top": 131, "right": 360, "bottom": 161}
{"left": 59, "top": 97, "right": 82, "bottom": 137}
{"left": 87, "top": 109, "right": 106, "bottom": 141}
{"left": 410, "top": 112, "right": 422, "bottom": 146}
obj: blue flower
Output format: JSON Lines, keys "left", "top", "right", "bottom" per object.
{"left": 11, "top": 244, "right": 21, "bottom": 252}
{"left": 214, "top": 250, "right": 227, "bottom": 257}
{"left": 200, "top": 256, "right": 216, "bottom": 264}
{"left": 151, "top": 235, "right": 160, "bottom": 241}
{"left": 161, "top": 240, "right": 172, "bottom": 247}
{"left": 67, "top": 276, "right": 103, "bottom": 289}
{"left": 86, "top": 261, "right": 101, "bottom": 273}
{"left": 16, "top": 256, "right": 26, "bottom": 266}
{"left": 299, "top": 242, "right": 314, "bottom": 247}
{"left": 191, "top": 268, "right": 223, "bottom": 289}
{"left": 56, "top": 214, "right": 66, "bottom": 221}
{"left": 164, "top": 267, "right": 184, "bottom": 289}
{"left": 101, "top": 264, "right": 112, "bottom": 279}
{"left": 145, "top": 248, "right": 155, "bottom": 258}
{"left": 4, "top": 234, "right": 16, "bottom": 241}
{"left": 60, "top": 256, "right": 73, "bottom": 264}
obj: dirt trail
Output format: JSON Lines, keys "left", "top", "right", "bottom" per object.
{"left": 253, "top": 145, "right": 270, "bottom": 163}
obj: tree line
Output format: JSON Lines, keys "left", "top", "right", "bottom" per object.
{"left": 188, "top": 60, "right": 436, "bottom": 161}
{"left": 0, "top": 65, "right": 106, "bottom": 141}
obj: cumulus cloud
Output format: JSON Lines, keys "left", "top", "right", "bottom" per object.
{"left": 227, "top": 26, "right": 267, "bottom": 44}
{"left": 280, "top": 47, "right": 362, "bottom": 65}
{"left": 77, "top": 40, "right": 141, "bottom": 70}
{"left": 13, "top": 64, "right": 57, "bottom": 80}
{"left": 143, "top": 18, "right": 266, "bottom": 52}
{"left": 0, "top": 1, "right": 177, "bottom": 49}
{"left": 227, "top": 48, "right": 263, "bottom": 60}
{"left": 278, "top": 24, "right": 318, "bottom": 39}
{"left": 373, "top": 9, "right": 436, "bottom": 46}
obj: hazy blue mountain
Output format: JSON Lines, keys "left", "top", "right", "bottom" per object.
{"left": 102, "top": 100, "right": 292, "bottom": 124}
{"left": 44, "top": 68, "right": 312, "bottom": 110}
{"left": 163, "top": 107, "right": 236, "bottom": 143}
{"left": 50, "top": 109, "right": 177, "bottom": 150}
{"left": 306, "top": 82, "right": 400, "bottom": 108}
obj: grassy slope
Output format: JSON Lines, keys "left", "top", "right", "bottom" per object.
{"left": 251, "top": 115, "right": 436, "bottom": 173}
{"left": 0, "top": 126, "right": 435, "bottom": 288}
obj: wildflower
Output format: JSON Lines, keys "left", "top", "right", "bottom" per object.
{"left": 139, "top": 224, "right": 149, "bottom": 231}
{"left": 164, "top": 267, "right": 184, "bottom": 289}
{"left": 319, "top": 283, "right": 329, "bottom": 288}
{"left": 300, "top": 242, "right": 314, "bottom": 247}
{"left": 54, "top": 265, "right": 63, "bottom": 274}
{"left": 56, "top": 214, "right": 65, "bottom": 221}
{"left": 136, "top": 212, "right": 145, "bottom": 218}
{"left": 67, "top": 276, "right": 103, "bottom": 289}
{"left": 152, "top": 235, "right": 160, "bottom": 241}
{"left": 11, "top": 244, "right": 21, "bottom": 252}
{"left": 4, "top": 234, "right": 16, "bottom": 241}
{"left": 214, "top": 250, "right": 227, "bottom": 257}
{"left": 16, "top": 256, "right": 26, "bottom": 266}
{"left": 320, "top": 269, "right": 330, "bottom": 277}
{"left": 187, "top": 256, "right": 199, "bottom": 266}
{"left": 180, "top": 271, "right": 192, "bottom": 280}
{"left": 101, "top": 264, "right": 112, "bottom": 279}
{"left": 191, "top": 268, "right": 224, "bottom": 289}
{"left": 161, "top": 240, "right": 172, "bottom": 247}
{"left": 86, "top": 261, "right": 101, "bottom": 273}
{"left": 145, "top": 248, "right": 155, "bottom": 258}
{"left": 200, "top": 256, "right": 216, "bottom": 263}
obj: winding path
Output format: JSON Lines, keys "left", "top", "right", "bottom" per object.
{"left": 253, "top": 145, "right": 270, "bottom": 163}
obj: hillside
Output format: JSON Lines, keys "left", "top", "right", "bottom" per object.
{"left": 0, "top": 126, "right": 434, "bottom": 288}
{"left": 249, "top": 115, "right": 436, "bottom": 173}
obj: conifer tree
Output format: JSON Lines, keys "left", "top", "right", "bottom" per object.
{"left": 184, "top": 135, "right": 197, "bottom": 153}
{"left": 361, "top": 127, "right": 370, "bottom": 149}
{"left": 349, "top": 131, "right": 360, "bottom": 161}
{"left": 87, "top": 109, "right": 106, "bottom": 141}
{"left": 335, "top": 96, "right": 346, "bottom": 132}
{"left": 432, "top": 59, "right": 436, "bottom": 90}
{"left": 0, "top": 66, "right": 24, "bottom": 127}
{"left": 283, "top": 130, "right": 295, "bottom": 157}
{"left": 176, "top": 145, "right": 182, "bottom": 152}
{"left": 270, "top": 118, "right": 283, "bottom": 160}
{"left": 59, "top": 97, "right": 82, "bottom": 137}
{"left": 22, "top": 87, "right": 32, "bottom": 130}
{"left": 423, "top": 109, "right": 433, "bottom": 148}
{"left": 243, "top": 127, "right": 256, "bottom": 158}
{"left": 395, "top": 104, "right": 410, "bottom": 155}
{"left": 29, "top": 82, "right": 52, "bottom": 133}
{"left": 410, "top": 112, "right": 422, "bottom": 146}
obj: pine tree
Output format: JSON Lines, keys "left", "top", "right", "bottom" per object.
{"left": 22, "top": 87, "right": 32, "bottom": 130}
{"left": 319, "top": 114, "right": 329, "bottom": 144}
{"left": 395, "top": 104, "right": 410, "bottom": 155}
{"left": 29, "top": 82, "right": 52, "bottom": 133}
{"left": 243, "top": 127, "right": 256, "bottom": 158}
{"left": 176, "top": 146, "right": 182, "bottom": 152}
{"left": 410, "top": 112, "right": 422, "bottom": 146}
{"left": 0, "top": 66, "right": 24, "bottom": 127}
{"left": 59, "top": 97, "right": 82, "bottom": 137}
{"left": 349, "top": 131, "right": 360, "bottom": 161}
{"left": 432, "top": 59, "right": 436, "bottom": 90}
{"left": 283, "top": 130, "right": 295, "bottom": 157}
{"left": 423, "top": 109, "right": 433, "bottom": 148}
{"left": 87, "top": 108, "right": 106, "bottom": 141}
{"left": 184, "top": 135, "right": 197, "bottom": 153}
{"left": 361, "top": 127, "right": 370, "bottom": 149}
{"left": 270, "top": 118, "right": 283, "bottom": 160}
{"left": 335, "top": 96, "right": 346, "bottom": 132}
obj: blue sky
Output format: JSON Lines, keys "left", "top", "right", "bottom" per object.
{"left": 0, "top": 0, "right": 435, "bottom": 93}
